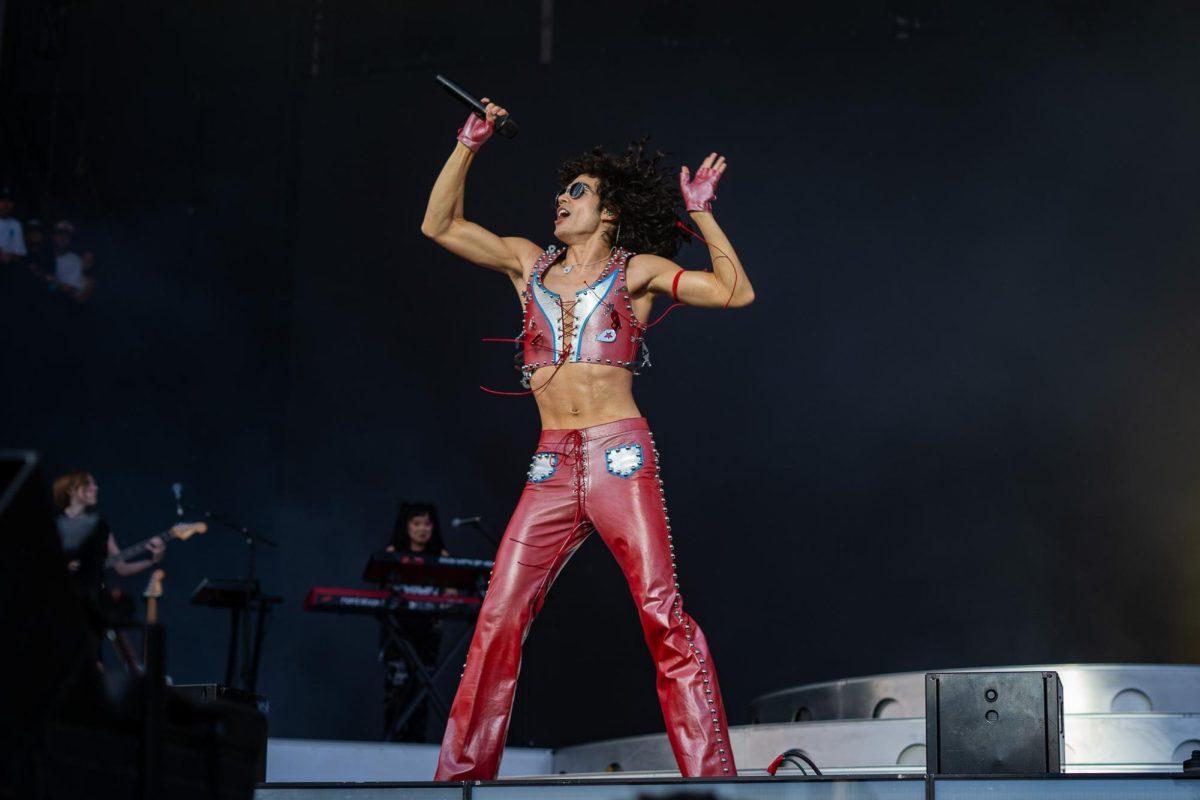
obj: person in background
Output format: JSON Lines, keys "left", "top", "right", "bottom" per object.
{"left": 54, "top": 471, "right": 166, "bottom": 593}
{"left": 0, "top": 186, "right": 27, "bottom": 267}
{"left": 24, "top": 219, "right": 51, "bottom": 277}
{"left": 386, "top": 502, "right": 448, "bottom": 558}
{"left": 53, "top": 471, "right": 167, "bottom": 670}
{"left": 47, "top": 220, "right": 96, "bottom": 302}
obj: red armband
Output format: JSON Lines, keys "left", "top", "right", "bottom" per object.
{"left": 671, "top": 269, "right": 685, "bottom": 303}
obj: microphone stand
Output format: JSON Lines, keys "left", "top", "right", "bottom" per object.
{"left": 182, "top": 502, "right": 279, "bottom": 581}
{"left": 182, "top": 500, "right": 280, "bottom": 692}
{"left": 459, "top": 519, "right": 500, "bottom": 551}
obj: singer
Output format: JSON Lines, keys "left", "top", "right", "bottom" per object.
{"left": 421, "top": 96, "right": 754, "bottom": 780}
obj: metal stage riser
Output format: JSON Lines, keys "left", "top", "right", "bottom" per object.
{"left": 255, "top": 776, "right": 1200, "bottom": 800}
{"left": 750, "top": 665, "right": 1200, "bottom": 722}
{"left": 550, "top": 715, "right": 1200, "bottom": 775}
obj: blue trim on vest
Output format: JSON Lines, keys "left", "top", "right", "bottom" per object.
{"left": 530, "top": 254, "right": 562, "bottom": 362}
{"left": 571, "top": 269, "right": 618, "bottom": 363}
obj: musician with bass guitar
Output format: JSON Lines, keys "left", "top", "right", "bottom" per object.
{"left": 53, "top": 470, "right": 205, "bottom": 600}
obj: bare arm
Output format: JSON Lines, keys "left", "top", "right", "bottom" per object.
{"left": 420, "top": 99, "right": 541, "bottom": 283}
{"left": 644, "top": 153, "right": 755, "bottom": 308}
{"left": 108, "top": 532, "right": 163, "bottom": 577}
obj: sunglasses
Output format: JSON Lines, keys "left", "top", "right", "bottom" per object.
{"left": 554, "top": 181, "right": 594, "bottom": 204}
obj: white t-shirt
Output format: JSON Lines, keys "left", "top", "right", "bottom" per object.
{"left": 55, "top": 251, "right": 86, "bottom": 290}
{"left": 0, "top": 218, "right": 25, "bottom": 256}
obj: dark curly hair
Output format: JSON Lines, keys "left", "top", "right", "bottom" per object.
{"left": 557, "top": 140, "right": 688, "bottom": 258}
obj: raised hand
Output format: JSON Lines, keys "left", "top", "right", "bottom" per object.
{"left": 680, "top": 152, "right": 726, "bottom": 213}
{"left": 457, "top": 97, "right": 508, "bottom": 153}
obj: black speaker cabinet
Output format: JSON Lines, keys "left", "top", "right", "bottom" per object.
{"left": 172, "top": 684, "right": 269, "bottom": 781}
{"left": 926, "top": 671, "right": 1064, "bottom": 775}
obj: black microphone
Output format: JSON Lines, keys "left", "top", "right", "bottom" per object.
{"left": 171, "top": 482, "right": 183, "bottom": 517}
{"left": 451, "top": 515, "right": 482, "bottom": 528}
{"left": 436, "top": 74, "right": 519, "bottom": 139}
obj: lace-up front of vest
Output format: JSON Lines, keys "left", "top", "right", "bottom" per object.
{"left": 520, "top": 246, "right": 648, "bottom": 383}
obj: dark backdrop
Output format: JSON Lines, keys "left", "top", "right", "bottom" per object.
{"left": 3, "top": 0, "right": 1200, "bottom": 748}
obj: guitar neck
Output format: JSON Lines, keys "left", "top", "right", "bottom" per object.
{"left": 105, "top": 532, "right": 168, "bottom": 569}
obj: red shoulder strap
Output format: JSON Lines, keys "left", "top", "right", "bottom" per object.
{"left": 532, "top": 247, "right": 560, "bottom": 278}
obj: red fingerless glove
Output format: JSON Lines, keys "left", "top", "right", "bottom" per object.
{"left": 457, "top": 112, "right": 494, "bottom": 152}
{"left": 680, "top": 165, "right": 721, "bottom": 212}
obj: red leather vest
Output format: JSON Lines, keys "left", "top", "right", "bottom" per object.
{"left": 521, "top": 246, "right": 647, "bottom": 380}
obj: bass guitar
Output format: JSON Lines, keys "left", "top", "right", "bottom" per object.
{"left": 104, "top": 522, "right": 207, "bottom": 568}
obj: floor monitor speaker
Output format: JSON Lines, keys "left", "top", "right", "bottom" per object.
{"left": 926, "top": 670, "right": 1064, "bottom": 775}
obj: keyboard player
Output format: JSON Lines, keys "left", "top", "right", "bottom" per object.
{"left": 381, "top": 502, "right": 449, "bottom": 742}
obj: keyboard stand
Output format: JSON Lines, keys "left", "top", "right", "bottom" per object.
{"left": 380, "top": 605, "right": 477, "bottom": 741}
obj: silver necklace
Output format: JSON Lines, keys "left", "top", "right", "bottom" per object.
{"left": 561, "top": 250, "right": 611, "bottom": 274}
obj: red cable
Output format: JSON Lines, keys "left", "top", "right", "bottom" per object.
{"left": 479, "top": 385, "right": 533, "bottom": 396}
{"left": 675, "top": 220, "right": 738, "bottom": 310}
{"left": 645, "top": 301, "right": 685, "bottom": 329}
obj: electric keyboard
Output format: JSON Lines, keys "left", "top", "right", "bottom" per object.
{"left": 303, "top": 586, "right": 482, "bottom": 619}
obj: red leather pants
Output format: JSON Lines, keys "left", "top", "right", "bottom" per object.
{"left": 434, "top": 417, "right": 736, "bottom": 779}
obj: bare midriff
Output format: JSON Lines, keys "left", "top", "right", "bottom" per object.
{"left": 530, "top": 362, "right": 642, "bottom": 430}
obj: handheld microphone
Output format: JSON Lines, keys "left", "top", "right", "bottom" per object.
{"left": 171, "top": 483, "right": 183, "bottom": 517}
{"left": 451, "top": 516, "right": 482, "bottom": 528}
{"left": 436, "top": 75, "right": 519, "bottom": 139}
